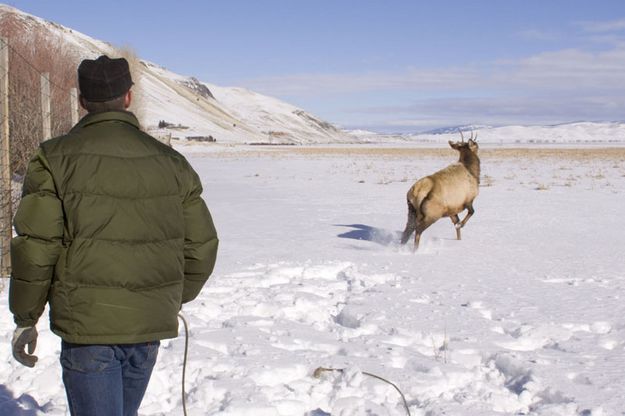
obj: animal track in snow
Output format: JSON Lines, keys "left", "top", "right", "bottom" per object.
{"left": 496, "top": 324, "right": 574, "bottom": 352}
{"left": 462, "top": 300, "right": 494, "bottom": 320}
{"left": 540, "top": 275, "right": 611, "bottom": 287}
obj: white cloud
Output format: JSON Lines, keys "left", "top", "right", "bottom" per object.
{"left": 242, "top": 31, "right": 625, "bottom": 130}
{"left": 576, "top": 18, "right": 625, "bottom": 33}
{"left": 348, "top": 93, "right": 625, "bottom": 130}
{"left": 517, "top": 29, "right": 560, "bottom": 41}
{"left": 245, "top": 45, "right": 625, "bottom": 97}
{"left": 243, "top": 67, "right": 485, "bottom": 96}
{"left": 498, "top": 47, "right": 625, "bottom": 90}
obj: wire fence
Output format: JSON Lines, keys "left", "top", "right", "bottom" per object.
{"left": 0, "top": 34, "right": 82, "bottom": 278}
{"left": 0, "top": 8, "right": 153, "bottom": 280}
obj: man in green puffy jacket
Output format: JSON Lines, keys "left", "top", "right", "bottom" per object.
{"left": 9, "top": 55, "right": 218, "bottom": 415}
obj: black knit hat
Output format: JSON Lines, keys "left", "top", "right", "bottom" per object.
{"left": 78, "top": 55, "right": 133, "bottom": 102}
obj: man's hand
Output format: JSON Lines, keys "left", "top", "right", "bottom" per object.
{"left": 12, "top": 326, "right": 38, "bottom": 367}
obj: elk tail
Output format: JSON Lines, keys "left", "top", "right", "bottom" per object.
{"left": 410, "top": 179, "right": 433, "bottom": 223}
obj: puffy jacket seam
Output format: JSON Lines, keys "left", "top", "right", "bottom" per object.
{"left": 10, "top": 277, "right": 50, "bottom": 285}
{"left": 21, "top": 189, "right": 58, "bottom": 198}
{"left": 184, "top": 274, "right": 209, "bottom": 282}
{"left": 73, "top": 236, "right": 183, "bottom": 244}
{"left": 12, "top": 234, "right": 63, "bottom": 243}
{"left": 185, "top": 235, "right": 219, "bottom": 246}
{"left": 62, "top": 191, "right": 181, "bottom": 200}
{"left": 65, "top": 280, "right": 181, "bottom": 291}
{"left": 44, "top": 152, "right": 185, "bottom": 162}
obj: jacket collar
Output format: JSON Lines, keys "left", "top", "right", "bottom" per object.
{"left": 72, "top": 111, "right": 140, "bottom": 132}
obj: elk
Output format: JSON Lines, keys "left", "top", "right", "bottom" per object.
{"left": 401, "top": 131, "right": 480, "bottom": 250}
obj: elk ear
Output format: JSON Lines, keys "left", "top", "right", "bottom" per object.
{"left": 448, "top": 140, "right": 458, "bottom": 149}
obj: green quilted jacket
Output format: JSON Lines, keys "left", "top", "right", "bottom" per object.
{"left": 9, "top": 111, "right": 218, "bottom": 344}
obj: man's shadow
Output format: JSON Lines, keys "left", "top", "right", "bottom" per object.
{"left": 0, "top": 385, "right": 48, "bottom": 416}
{"left": 335, "top": 224, "right": 400, "bottom": 246}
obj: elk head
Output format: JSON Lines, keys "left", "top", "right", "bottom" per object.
{"left": 449, "top": 130, "right": 478, "bottom": 154}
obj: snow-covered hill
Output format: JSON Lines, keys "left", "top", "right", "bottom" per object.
{"left": 348, "top": 122, "right": 625, "bottom": 145}
{"left": 0, "top": 5, "right": 352, "bottom": 144}
{"left": 143, "top": 63, "right": 347, "bottom": 143}
{"left": 410, "top": 122, "right": 625, "bottom": 145}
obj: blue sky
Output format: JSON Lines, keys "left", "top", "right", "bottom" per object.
{"left": 7, "top": 0, "right": 625, "bottom": 132}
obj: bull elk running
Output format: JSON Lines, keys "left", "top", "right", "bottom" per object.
{"left": 401, "top": 131, "right": 480, "bottom": 250}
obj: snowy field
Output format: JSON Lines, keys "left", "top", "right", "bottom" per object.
{"left": 2, "top": 144, "right": 625, "bottom": 415}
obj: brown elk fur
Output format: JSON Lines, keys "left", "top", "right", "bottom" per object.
{"left": 401, "top": 134, "right": 480, "bottom": 250}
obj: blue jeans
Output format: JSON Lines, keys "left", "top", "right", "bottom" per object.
{"left": 60, "top": 341, "right": 160, "bottom": 416}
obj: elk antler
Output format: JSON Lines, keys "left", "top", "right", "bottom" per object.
{"left": 459, "top": 129, "right": 465, "bottom": 143}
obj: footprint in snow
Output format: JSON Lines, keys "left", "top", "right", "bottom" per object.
{"left": 461, "top": 300, "right": 493, "bottom": 320}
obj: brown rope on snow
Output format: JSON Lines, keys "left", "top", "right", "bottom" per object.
{"left": 313, "top": 367, "right": 412, "bottom": 416}
{"left": 175, "top": 318, "right": 411, "bottom": 416}
{"left": 178, "top": 313, "right": 190, "bottom": 416}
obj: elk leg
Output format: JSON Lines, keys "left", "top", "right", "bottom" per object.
{"left": 450, "top": 214, "right": 461, "bottom": 240}
{"left": 413, "top": 218, "right": 435, "bottom": 251}
{"left": 400, "top": 202, "right": 417, "bottom": 244}
{"left": 458, "top": 204, "right": 475, "bottom": 228}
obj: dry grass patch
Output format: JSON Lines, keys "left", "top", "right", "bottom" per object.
{"left": 195, "top": 146, "right": 625, "bottom": 162}
{"left": 183, "top": 145, "right": 625, "bottom": 165}
{"left": 288, "top": 147, "right": 625, "bottom": 162}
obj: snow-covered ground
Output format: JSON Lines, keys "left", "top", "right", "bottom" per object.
{"left": 2, "top": 144, "right": 625, "bottom": 415}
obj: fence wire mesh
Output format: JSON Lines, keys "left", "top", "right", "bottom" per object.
{"left": 0, "top": 30, "right": 82, "bottom": 277}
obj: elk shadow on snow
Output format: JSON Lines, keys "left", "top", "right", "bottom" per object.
{"left": 0, "top": 385, "right": 49, "bottom": 415}
{"left": 335, "top": 224, "right": 400, "bottom": 246}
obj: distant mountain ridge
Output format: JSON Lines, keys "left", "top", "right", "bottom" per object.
{"left": 345, "top": 121, "right": 625, "bottom": 144}
{"left": 422, "top": 125, "right": 494, "bottom": 135}
{"left": 413, "top": 121, "right": 625, "bottom": 144}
